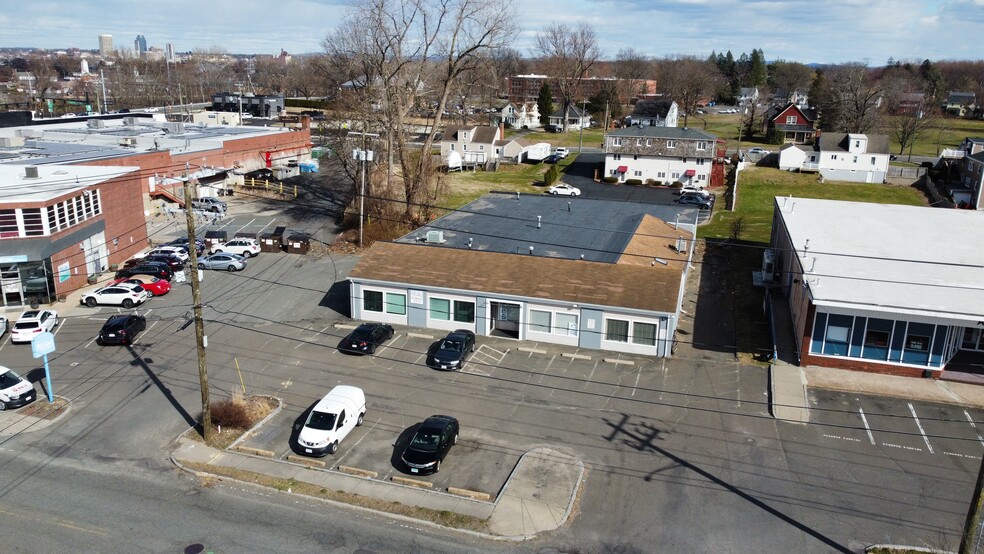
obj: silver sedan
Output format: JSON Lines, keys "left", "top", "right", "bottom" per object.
{"left": 197, "top": 253, "right": 247, "bottom": 271}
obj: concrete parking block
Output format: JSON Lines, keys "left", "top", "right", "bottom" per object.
{"left": 561, "top": 352, "right": 591, "bottom": 360}
{"left": 287, "top": 455, "right": 326, "bottom": 467}
{"left": 338, "top": 465, "right": 377, "bottom": 478}
{"left": 235, "top": 445, "right": 275, "bottom": 457}
{"left": 391, "top": 475, "right": 433, "bottom": 488}
{"left": 517, "top": 346, "right": 547, "bottom": 354}
{"left": 603, "top": 358, "right": 635, "bottom": 365}
{"left": 447, "top": 487, "right": 492, "bottom": 501}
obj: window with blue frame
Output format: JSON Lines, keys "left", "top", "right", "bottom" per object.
{"left": 861, "top": 318, "right": 893, "bottom": 361}
{"left": 902, "top": 322, "right": 934, "bottom": 365}
{"left": 822, "top": 314, "right": 853, "bottom": 356}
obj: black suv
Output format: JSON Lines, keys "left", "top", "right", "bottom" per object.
{"left": 116, "top": 262, "right": 174, "bottom": 281}
{"left": 98, "top": 314, "right": 147, "bottom": 345}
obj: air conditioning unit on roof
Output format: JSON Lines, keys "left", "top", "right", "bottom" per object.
{"left": 426, "top": 230, "right": 446, "bottom": 244}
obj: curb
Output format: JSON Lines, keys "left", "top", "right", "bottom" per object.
{"left": 235, "top": 445, "right": 275, "bottom": 457}
{"left": 407, "top": 332, "right": 435, "bottom": 340}
{"left": 287, "top": 455, "right": 326, "bottom": 467}
{"left": 227, "top": 395, "right": 283, "bottom": 451}
{"left": 561, "top": 352, "right": 591, "bottom": 360}
{"left": 603, "top": 358, "right": 635, "bottom": 365}
{"left": 516, "top": 346, "right": 547, "bottom": 354}
{"left": 448, "top": 487, "right": 491, "bottom": 501}
{"left": 391, "top": 475, "right": 433, "bottom": 488}
{"left": 338, "top": 465, "right": 377, "bottom": 478}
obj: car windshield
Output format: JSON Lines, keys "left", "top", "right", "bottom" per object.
{"left": 439, "top": 340, "right": 464, "bottom": 353}
{"left": 306, "top": 411, "right": 337, "bottom": 431}
{"left": 409, "top": 428, "right": 442, "bottom": 452}
{"left": 0, "top": 370, "right": 24, "bottom": 388}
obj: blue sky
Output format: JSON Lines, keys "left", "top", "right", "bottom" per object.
{"left": 1, "top": 0, "right": 981, "bottom": 64}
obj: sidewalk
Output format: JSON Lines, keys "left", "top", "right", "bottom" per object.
{"left": 171, "top": 437, "right": 583, "bottom": 541}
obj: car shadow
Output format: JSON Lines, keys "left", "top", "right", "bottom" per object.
{"left": 391, "top": 422, "right": 422, "bottom": 473}
{"left": 287, "top": 402, "right": 317, "bottom": 456}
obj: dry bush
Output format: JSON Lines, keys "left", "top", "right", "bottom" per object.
{"left": 208, "top": 392, "right": 273, "bottom": 430}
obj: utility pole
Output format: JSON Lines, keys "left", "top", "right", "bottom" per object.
{"left": 182, "top": 164, "right": 211, "bottom": 442}
{"left": 348, "top": 131, "right": 379, "bottom": 248}
{"left": 960, "top": 460, "right": 984, "bottom": 553}
{"left": 578, "top": 99, "right": 587, "bottom": 153}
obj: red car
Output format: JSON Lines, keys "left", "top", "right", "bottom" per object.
{"left": 112, "top": 275, "right": 172, "bottom": 297}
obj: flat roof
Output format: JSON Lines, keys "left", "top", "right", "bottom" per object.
{"left": 397, "top": 192, "right": 699, "bottom": 264}
{"left": 774, "top": 196, "right": 984, "bottom": 323}
{"left": 0, "top": 164, "right": 139, "bottom": 203}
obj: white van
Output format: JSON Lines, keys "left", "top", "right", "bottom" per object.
{"left": 0, "top": 365, "right": 37, "bottom": 411}
{"left": 294, "top": 385, "right": 366, "bottom": 456}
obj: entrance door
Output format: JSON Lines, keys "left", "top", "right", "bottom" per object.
{"left": 1, "top": 265, "right": 25, "bottom": 307}
{"left": 488, "top": 301, "right": 521, "bottom": 339}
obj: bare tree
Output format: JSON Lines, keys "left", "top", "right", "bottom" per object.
{"left": 826, "top": 63, "right": 882, "bottom": 133}
{"left": 657, "top": 56, "right": 722, "bottom": 128}
{"left": 768, "top": 60, "right": 814, "bottom": 104}
{"left": 890, "top": 98, "right": 940, "bottom": 158}
{"left": 534, "top": 23, "right": 601, "bottom": 132}
{"left": 323, "top": 0, "right": 519, "bottom": 219}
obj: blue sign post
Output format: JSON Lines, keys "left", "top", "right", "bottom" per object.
{"left": 31, "top": 331, "right": 56, "bottom": 403}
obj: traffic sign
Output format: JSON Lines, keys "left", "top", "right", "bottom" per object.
{"left": 32, "top": 331, "right": 56, "bottom": 358}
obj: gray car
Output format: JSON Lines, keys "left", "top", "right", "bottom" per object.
{"left": 197, "top": 253, "right": 247, "bottom": 271}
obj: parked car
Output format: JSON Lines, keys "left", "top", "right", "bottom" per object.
{"left": 426, "top": 330, "right": 476, "bottom": 371}
{"left": 97, "top": 314, "right": 147, "bottom": 346}
{"left": 210, "top": 238, "right": 260, "bottom": 258}
{"left": 543, "top": 154, "right": 562, "bottom": 164}
{"left": 0, "top": 316, "right": 7, "bottom": 338}
{"left": 401, "top": 415, "right": 459, "bottom": 475}
{"left": 293, "top": 385, "right": 366, "bottom": 456}
{"left": 80, "top": 283, "right": 149, "bottom": 308}
{"left": 116, "top": 263, "right": 174, "bottom": 281}
{"left": 338, "top": 323, "right": 395, "bottom": 355}
{"left": 145, "top": 246, "right": 189, "bottom": 262}
{"left": 0, "top": 365, "right": 37, "bottom": 410}
{"left": 553, "top": 147, "right": 570, "bottom": 158}
{"left": 543, "top": 124, "right": 560, "bottom": 133}
{"left": 9, "top": 309, "right": 59, "bottom": 344}
{"left": 548, "top": 183, "right": 581, "bottom": 196}
{"left": 197, "top": 253, "right": 247, "bottom": 271}
{"left": 112, "top": 275, "right": 171, "bottom": 297}
{"left": 191, "top": 196, "right": 227, "bottom": 213}
{"left": 167, "top": 237, "right": 205, "bottom": 255}
{"left": 142, "top": 254, "right": 185, "bottom": 271}
{"left": 675, "top": 195, "right": 714, "bottom": 210}
{"left": 679, "top": 190, "right": 715, "bottom": 204}
{"left": 747, "top": 147, "right": 770, "bottom": 155}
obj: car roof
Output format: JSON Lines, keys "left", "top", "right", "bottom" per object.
{"left": 421, "top": 415, "right": 457, "bottom": 429}
{"left": 312, "top": 385, "right": 365, "bottom": 412}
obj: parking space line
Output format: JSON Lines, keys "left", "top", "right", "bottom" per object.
{"left": 85, "top": 336, "right": 98, "bottom": 348}
{"left": 631, "top": 365, "right": 642, "bottom": 397}
{"left": 964, "top": 410, "right": 984, "bottom": 447}
{"left": 824, "top": 434, "right": 862, "bottom": 443}
{"left": 54, "top": 318, "right": 67, "bottom": 337}
{"left": 908, "top": 402, "right": 934, "bottom": 454}
{"left": 333, "top": 417, "right": 381, "bottom": 468}
{"left": 295, "top": 325, "right": 331, "bottom": 349}
{"left": 236, "top": 218, "right": 256, "bottom": 234}
{"left": 374, "top": 334, "right": 400, "bottom": 356}
{"left": 858, "top": 408, "right": 876, "bottom": 445}
{"left": 584, "top": 360, "right": 599, "bottom": 389}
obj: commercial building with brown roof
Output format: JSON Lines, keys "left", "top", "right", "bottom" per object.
{"left": 347, "top": 193, "right": 699, "bottom": 356}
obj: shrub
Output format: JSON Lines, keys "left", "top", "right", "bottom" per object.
{"left": 653, "top": 180, "right": 663, "bottom": 186}
{"left": 209, "top": 392, "right": 273, "bottom": 430}
{"left": 625, "top": 178, "right": 643, "bottom": 186}
{"left": 544, "top": 164, "right": 559, "bottom": 186}
{"left": 602, "top": 176, "right": 619, "bottom": 184}
{"left": 644, "top": 179, "right": 656, "bottom": 186}
{"left": 671, "top": 181, "right": 684, "bottom": 189}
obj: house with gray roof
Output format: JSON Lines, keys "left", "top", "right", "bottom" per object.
{"left": 347, "top": 192, "right": 701, "bottom": 355}
{"left": 547, "top": 106, "right": 590, "bottom": 131}
{"left": 777, "top": 132, "right": 890, "bottom": 183}
{"left": 770, "top": 196, "right": 984, "bottom": 378}
{"left": 439, "top": 124, "right": 502, "bottom": 165}
{"left": 604, "top": 126, "right": 719, "bottom": 187}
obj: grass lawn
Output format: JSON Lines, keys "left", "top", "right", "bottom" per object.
{"left": 700, "top": 167, "right": 927, "bottom": 244}
{"left": 437, "top": 158, "right": 575, "bottom": 210}
{"left": 507, "top": 128, "right": 606, "bottom": 149}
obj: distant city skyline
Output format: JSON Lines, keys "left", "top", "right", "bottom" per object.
{"left": 1, "top": 0, "right": 982, "bottom": 65}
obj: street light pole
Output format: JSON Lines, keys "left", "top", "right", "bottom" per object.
{"left": 348, "top": 131, "right": 379, "bottom": 248}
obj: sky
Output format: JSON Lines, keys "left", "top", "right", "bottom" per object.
{"left": 1, "top": 0, "right": 982, "bottom": 65}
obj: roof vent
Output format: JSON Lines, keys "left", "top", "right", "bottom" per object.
{"left": 87, "top": 119, "right": 106, "bottom": 129}
{"left": 536, "top": 215, "right": 541, "bottom": 229}
{"left": 674, "top": 237, "right": 688, "bottom": 253}
{"left": 426, "top": 230, "right": 446, "bottom": 244}
{"left": 24, "top": 166, "right": 40, "bottom": 179}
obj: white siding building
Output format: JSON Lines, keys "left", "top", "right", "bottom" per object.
{"left": 604, "top": 126, "right": 718, "bottom": 186}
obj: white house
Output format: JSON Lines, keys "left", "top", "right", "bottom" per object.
{"left": 500, "top": 103, "right": 541, "bottom": 129}
{"left": 625, "top": 99, "right": 679, "bottom": 128}
{"left": 739, "top": 87, "right": 760, "bottom": 105}
{"left": 439, "top": 125, "right": 502, "bottom": 164}
{"left": 604, "top": 126, "right": 718, "bottom": 186}
{"left": 548, "top": 106, "right": 591, "bottom": 131}
{"left": 777, "top": 132, "right": 890, "bottom": 183}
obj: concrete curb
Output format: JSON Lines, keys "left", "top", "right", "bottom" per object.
{"left": 0, "top": 395, "right": 73, "bottom": 436}
{"left": 235, "top": 445, "right": 275, "bottom": 457}
{"left": 407, "top": 332, "right": 435, "bottom": 340}
{"left": 516, "top": 346, "right": 547, "bottom": 354}
{"left": 287, "top": 455, "right": 326, "bottom": 467}
{"left": 603, "top": 358, "right": 634, "bottom": 365}
{"left": 338, "top": 465, "right": 377, "bottom": 478}
{"left": 391, "top": 475, "right": 433, "bottom": 488}
{"left": 448, "top": 487, "right": 492, "bottom": 501}
{"left": 334, "top": 323, "right": 357, "bottom": 330}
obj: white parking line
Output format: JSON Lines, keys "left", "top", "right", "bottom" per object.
{"left": 824, "top": 434, "right": 862, "bottom": 443}
{"left": 858, "top": 408, "right": 876, "bottom": 445}
{"left": 908, "top": 402, "right": 934, "bottom": 454}
{"left": 256, "top": 219, "right": 276, "bottom": 234}
{"left": 85, "top": 336, "right": 98, "bottom": 348}
{"left": 333, "top": 417, "right": 380, "bottom": 467}
{"left": 964, "top": 410, "right": 984, "bottom": 447}
{"left": 236, "top": 219, "right": 257, "bottom": 234}
{"left": 53, "top": 318, "right": 67, "bottom": 337}
{"left": 631, "top": 366, "right": 642, "bottom": 397}
{"left": 585, "top": 360, "right": 599, "bottom": 389}
{"left": 946, "top": 451, "right": 981, "bottom": 460}
{"left": 882, "top": 442, "right": 923, "bottom": 452}
{"left": 295, "top": 325, "right": 331, "bottom": 349}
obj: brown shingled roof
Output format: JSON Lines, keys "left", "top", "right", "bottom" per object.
{"left": 349, "top": 241, "right": 684, "bottom": 313}
{"left": 617, "top": 215, "right": 692, "bottom": 269}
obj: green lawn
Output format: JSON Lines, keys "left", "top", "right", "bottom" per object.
{"left": 700, "top": 167, "right": 927, "bottom": 244}
{"left": 506, "top": 128, "right": 606, "bottom": 149}
{"left": 438, "top": 157, "right": 576, "bottom": 209}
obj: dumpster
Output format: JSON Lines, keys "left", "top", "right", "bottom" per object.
{"left": 260, "top": 226, "right": 286, "bottom": 253}
{"left": 286, "top": 233, "right": 311, "bottom": 254}
{"left": 235, "top": 231, "right": 257, "bottom": 239}
{"left": 204, "top": 230, "right": 227, "bottom": 251}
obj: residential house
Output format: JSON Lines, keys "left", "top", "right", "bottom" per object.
{"left": 348, "top": 192, "right": 699, "bottom": 356}
{"left": 770, "top": 196, "right": 984, "bottom": 378}
{"left": 763, "top": 103, "right": 817, "bottom": 145}
{"left": 604, "top": 126, "right": 721, "bottom": 187}
{"left": 439, "top": 124, "right": 502, "bottom": 164}
{"left": 548, "top": 106, "right": 591, "bottom": 131}
{"left": 952, "top": 137, "right": 984, "bottom": 209}
{"left": 945, "top": 91, "right": 977, "bottom": 117}
{"left": 777, "top": 132, "right": 890, "bottom": 183}
{"left": 500, "top": 103, "right": 541, "bottom": 129}
{"left": 772, "top": 89, "right": 809, "bottom": 108}
{"left": 624, "top": 100, "right": 679, "bottom": 128}
{"left": 494, "top": 137, "right": 532, "bottom": 163}
{"left": 892, "top": 92, "right": 927, "bottom": 115}
{"left": 738, "top": 87, "right": 759, "bottom": 106}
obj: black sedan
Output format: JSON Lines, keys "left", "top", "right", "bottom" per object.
{"left": 97, "top": 314, "right": 147, "bottom": 345}
{"left": 338, "top": 323, "right": 395, "bottom": 355}
{"left": 400, "top": 415, "right": 459, "bottom": 475}
{"left": 167, "top": 237, "right": 205, "bottom": 255}
{"left": 426, "top": 330, "right": 476, "bottom": 370}
{"left": 143, "top": 254, "right": 185, "bottom": 271}
{"left": 115, "top": 262, "right": 174, "bottom": 281}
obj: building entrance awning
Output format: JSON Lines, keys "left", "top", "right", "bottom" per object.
{"left": 616, "top": 165, "right": 628, "bottom": 173}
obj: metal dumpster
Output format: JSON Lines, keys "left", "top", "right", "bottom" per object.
{"left": 204, "top": 230, "right": 227, "bottom": 251}
{"left": 285, "top": 233, "right": 311, "bottom": 254}
{"left": 259, "top": 226, "right": 286, "bottom": 253}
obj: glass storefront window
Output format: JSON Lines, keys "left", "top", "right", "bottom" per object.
{"left": 555, "top": 313, "right": 578, "bottom": 336}
{"left": 385, "top": 293, "right": 406, "bottom": 315}
{"left": 606, "top": 319, "right": 629, "bottom": 342}
{"left": 632, "top": 322, "right": 658, "bottom": 346}
{"left": 453, "top": 301, "right": 474, "bottom": 323}
{"left": 429, "top": 298, "right": 450, "bottom": 320}
{"left": 530, "top": 310, "right": 551, "bottom": 333}
{"left": 364, "top": 290, "right": 383, "bottom": 312}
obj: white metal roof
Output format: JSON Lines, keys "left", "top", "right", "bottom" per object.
{"left": 775, "top": 196, "right": 984, "bottom": 322}
{"left": 0, "top": 164, "right": 138, "bottom": 203}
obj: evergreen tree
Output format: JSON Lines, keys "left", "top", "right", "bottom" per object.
{"left": 537, "top": 83, "right": 553, "bottom": 124}
{"left": 749, "top": 49, "right": 768, "bottom": 87}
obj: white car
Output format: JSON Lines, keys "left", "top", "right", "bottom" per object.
{"left": 146, "top": 246, "right": 189, "bottom": 262}
{"left": 747, "top": 147, "right": 770, "bottom": 155}
{"left": 553, "top": 147, "right": 570, "bottom": 158}
{"left": 0, "top": 316, "right": 7, "bottom": 338}
{"left": 294, "top": 386, "right": 366, "bottom": 456}
{"left": 10, "top": 310, "right": 59, "bottom": 344}
{"left": 210, "top": 238, "right": 260, "bottom": 258}
{"left": 80, "top": 283, "right": 149, "bottom": 308}
{"left": 0, "top": 365, "right": 37, "bottom": 410}
{"left": 548, "top": 183, "right": 581, "bottom": 196}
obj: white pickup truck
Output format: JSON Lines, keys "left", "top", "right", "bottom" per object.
{"left": 191, "top": 196, "right": 227, "bottom": 213}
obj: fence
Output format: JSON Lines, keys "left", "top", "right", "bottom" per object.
{"left": 238, "top": 178, "right": 298, "bottom": 199}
